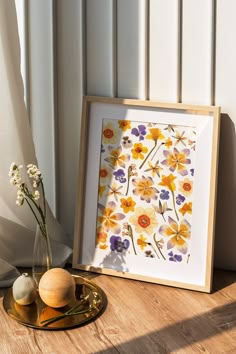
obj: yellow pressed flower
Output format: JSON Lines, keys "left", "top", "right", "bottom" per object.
{"left": 96, "top": 228, "right": 108, "bottom": 244}
{"left": 159, "top": 216, "right": 190, "bottom": 254}
{"left": 129, "top": 207, "right": 158, "bottom": 235}
{"left": 132, "top": 176, "right": 158, "bottom": 203}
{"left": 172, "top": 130, "right": 187, "bottom": 146}
{"left": 179, "top": 177, "right": 193, "bottom": 197}
{"left": 120, "top": 197, "right": 136, "bottom": 213}
{"left": 118, "top": 120, "right": 131, "bottom": 131}
{"left": 131, "top": 143, "right": 148, "bottom": 160}
{"left": 99, "top": 164, "right": 111, "bottom": 183}
{"left": 105, "top": 146, "right": 130, "bottom": 168}
{"left": 137, "top": 235, "right": 148, "bottom": 250}
{"left": 144, "top": 161, "right": 163, "bottom": 177}
{"left": 164, "top": 138, "right": 173, "bottom": 148}
{"left": 102, "top": 122, "right": 119, "bottom": 144}
{"left": 97, "top": 201, "right": 125, "bottom": 234}
{"left": 159, "top": 174, "right": 176, "bottom": 191}
{"left": 107, "top": 183, "right": 123, "bottom": 202}
{"left": 98, "top": 185, "right": 106, "bottom": 198}
{"left": 146, "top": 128, "right": 165, "bottom": 142}
{"left": 162, "top": 148, "right": 191, "bottom": 176}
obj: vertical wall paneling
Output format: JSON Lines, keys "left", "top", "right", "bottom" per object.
{"left": 149, "top": 0, "right": 180, "bottom": 102}
{"left": 27, "top": 0, "right": 56, "bottom": 214}
{"left": 56, "top": 0, "right": 84, "bottom": 239}
{"left": 181, "top": 0, "right": 214, "bottom": 105}
{"left": 214, "top": 0, "right": 236, "bottom": 269}
{"left": 15, "top": 0, "right": 29, "bottom": 106}
{"left": 15, "top": 1, "right": 236, "bottom": 267}
{"left": 117, "top": 0, "right": 147, "bottom": 99}
{"left": 86, "top": 0, "right": 115, "bottom": 96}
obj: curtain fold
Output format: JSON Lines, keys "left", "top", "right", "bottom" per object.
{"left": 0, "top": 0, "right": 72, "bottom": 287}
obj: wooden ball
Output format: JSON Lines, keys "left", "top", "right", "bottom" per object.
{"left": 38, "top": 268, "right": 75, "bottom": 308}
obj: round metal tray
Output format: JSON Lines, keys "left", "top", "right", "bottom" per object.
{"left": 3, "top": 275, "right": 106, "bottom": 330}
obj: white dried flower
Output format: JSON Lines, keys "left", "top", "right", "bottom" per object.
{"left": 27, "top": 164, "right": 41, "bottom": 181}
{"left": 33, "top": 190, "right": 40, "bottom": 201}
{"left": 9, "top": 162, "right": 47, "bottom": 234}
{"left": 16, "top": 190, "right": 25, "bottom": 206}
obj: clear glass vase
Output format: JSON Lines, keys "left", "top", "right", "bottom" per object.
{"left": 32, "top": 224, "right": 52, "bottom": 286}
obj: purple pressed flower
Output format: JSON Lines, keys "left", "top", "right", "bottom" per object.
{"left": 176, "top": 194, "right": 185, "bottom": 205}
{"left": 190, "top": 168, "right": 194, "bottom": 176}
{"left": 113, "top": 169, "right": 127, "bottom": 183}
{"left": 110, "top": 236, "right": 130, "bottom": 252}
{"left": 159, "top": 189, "right": 170, "bottom": 200}
{"left": 122, "top": 136, "right": 132, "bottom": 149}
{"left": 131, "top": 125, "right": 147, "bottom": 141}
{"left": 168, "top": 251, "right": 182, "bottom": 262}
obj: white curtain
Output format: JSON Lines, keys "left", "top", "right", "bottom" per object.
{"left": 0, "top": 0, "right": 72, "bottom": 287}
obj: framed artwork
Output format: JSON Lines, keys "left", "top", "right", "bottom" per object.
{"left": 73, "top": 96, "right": 220, "bottom": 292}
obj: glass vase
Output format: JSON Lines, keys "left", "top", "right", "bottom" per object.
{"left": 32, "top": 224, "right": 52, "bottom": 286}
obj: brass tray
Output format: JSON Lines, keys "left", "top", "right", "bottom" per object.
{"left": 3, "top": 275, "right": 106, "bottom": 330}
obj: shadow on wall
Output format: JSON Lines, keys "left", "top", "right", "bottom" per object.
{"left": 95, "top": 300, "right": 236, "bottom": 353}
{"left": 214, "top": 113, "right": 236, "bottom": 270}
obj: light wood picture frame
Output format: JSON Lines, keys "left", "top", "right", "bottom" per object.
{"left": 73, "top": 96, "right": 221, "bottom": 292}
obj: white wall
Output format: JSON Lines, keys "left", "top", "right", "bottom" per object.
{"left": 16, "top": 0, "right": 236, "bottom": 270}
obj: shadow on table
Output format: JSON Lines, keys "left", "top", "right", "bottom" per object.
{"left": 95, "top": 300, "right": 236, "bottom": 354}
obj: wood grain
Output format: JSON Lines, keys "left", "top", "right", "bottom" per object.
{"left": 1, "top": 268, "right": 236, "bottom": 353}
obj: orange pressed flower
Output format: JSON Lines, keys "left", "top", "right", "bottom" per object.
{"left": 99, "top": 244, "right": 108, "bottom": 250}
{"left": 179, "top": 202, "right": 192, "bottom": 216}
{"left": 96, "top": 229, "right": 108, "bottom": 244}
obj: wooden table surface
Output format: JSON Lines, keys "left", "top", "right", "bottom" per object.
{"left": 1, "top": 268, "right": 236, "bottom": 354}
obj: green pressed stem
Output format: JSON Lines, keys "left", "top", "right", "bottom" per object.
{"left": 40, "top": 180, "right": 47, "bottom": 220}
{"left": 153, "top": 234, "right": 166, "bottom": 260}
{"left": 41, "top": 309, "right": 90, "bottom": 327}
{"left": 139, "top": 141, "right": 157, "bottom": 170}
{"left": 151, "top": 142, "right": 164, "bottom": 161}
{"left": 171, "top": 190, "right": 179, "bottom": 221}
{"left": 148, "top": 243, "right": 160, "bottom": 259}
{"left": 125, "top": 166, "right": 132, "bottom": 196}
{"left": 25, "top": 199, "right": 44, "bottom": 234}
{"left": 40, "top": 294, "right": 92, "bottom": 327}
{"left": 128, "top": 225, "right": 137, "bottom": 255}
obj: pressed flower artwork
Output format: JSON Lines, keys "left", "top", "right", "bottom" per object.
{"left": 95, "top": 118, "right": 196, "bottom": 264}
